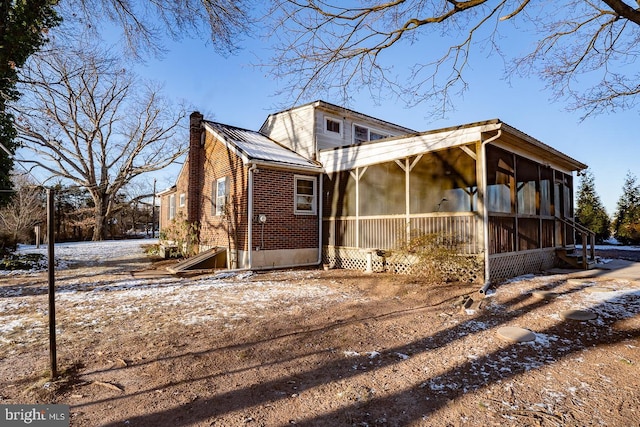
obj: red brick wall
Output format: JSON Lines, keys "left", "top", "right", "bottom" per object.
{"left": 187, "top": 112, "right": 204, "bottom": 223}
{"left": 197, "top": 133, "right": 249, "bottom": 252}
{"left": 252, "top": 168, "right": 319, "bottom": 250}
{"left": 160, "top": 115, "right": 320, "bottom": 255}
{"left": 158, "top": 188, "right": 176, "bottom": 231}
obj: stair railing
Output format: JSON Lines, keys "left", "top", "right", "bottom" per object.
{"left": 556, "top": 217, "right": 596, "bottom": 269}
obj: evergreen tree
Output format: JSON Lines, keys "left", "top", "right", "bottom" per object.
{"left": 613, "top": 171, "right": 640, "bottom": 245}
{"left": 0, "top": 0, "right": 59, "bottom": 205}
{"left": 575, "top": 168, "right": 610, "bottom": 244}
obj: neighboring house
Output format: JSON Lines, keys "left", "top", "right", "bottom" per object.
{"left": 159, "top": 100, "right": 589, "bottom": 283}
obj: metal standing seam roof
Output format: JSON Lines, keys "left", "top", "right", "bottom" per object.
{"left": 203, "top": 121, "right": 322, "bottom": 171}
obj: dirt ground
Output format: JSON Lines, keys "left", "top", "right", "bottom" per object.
{"left": 1, "top": 244, "right": 639, "bottom": 427}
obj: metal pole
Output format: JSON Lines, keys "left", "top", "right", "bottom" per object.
{"left": 47, "top": 187, "right": 57, "bottom": 378}
{"left": 152, "top": 179, "right": 157, "bottom": 238}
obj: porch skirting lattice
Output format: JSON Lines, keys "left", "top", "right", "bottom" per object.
{"left": 323, "top": 245, "right": 411, "bottom": 274}
{"left": 325, "top": 246, "right": 557, "bottom": 283}
{"left": 323, "top": 245, "right": 483, "bottom": 283}
{"left": 488, "top": 249, "right": 556, "bottom": 282}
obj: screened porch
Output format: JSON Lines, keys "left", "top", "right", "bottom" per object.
{"left": 322, "top": 141, "right": 580, "bottom": 281}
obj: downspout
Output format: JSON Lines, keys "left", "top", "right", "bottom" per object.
{"left": 478, "top": 129, "right": 502, "bottom": 295}
{"left": 317, "top": 174, "right": 323, "bottom": 265}
{"left": 315, "top": 131, "right": 323, "bottom": 266}
{"left": 247, "top": 163, "right": 258, "bottom": 269}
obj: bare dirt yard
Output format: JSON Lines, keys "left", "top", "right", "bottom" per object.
{"left": 1, "top": 241, "right": 639, "bottom": 426}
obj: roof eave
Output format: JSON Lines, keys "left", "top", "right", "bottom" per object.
{"left": 497, "top": 123, "right": 587, "bottom": 171}
{"left": 247, "top": 158, "right": 323, "bottom": 174}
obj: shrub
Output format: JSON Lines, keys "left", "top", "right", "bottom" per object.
{"left": 0, "top": 253, "right": 47, "bottom": 270}
{"left": 398, "top": 232, "right": 482, "bottom": 283}
{"left": 159, "top": 212, "right": 199, "bottom": 257}
{"left": 0, "top": 230, "right": 17, "bottom": 258}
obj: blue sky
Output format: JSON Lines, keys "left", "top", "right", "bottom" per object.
{"left": 137, "top": 26, "right": 637, "bottom": 215}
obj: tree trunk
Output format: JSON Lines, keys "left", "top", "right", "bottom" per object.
{"left": 92, "top": 192, "right": 110, "bottom": 241}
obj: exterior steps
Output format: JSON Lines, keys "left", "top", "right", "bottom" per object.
{"left": 556, "top": 246, "right": 596, "bottom": 270}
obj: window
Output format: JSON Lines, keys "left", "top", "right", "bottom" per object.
{"left": 324, "top": 116, "right": 342, "bottom": 137}
{"left": 354, "top": 125, "right": 368, "bottom": 144}
{"left": 169, "top": 194, "right": 176, "bottom": 220}
{"left": 214, "top": 177, "right": 227, "bottom": 216}
{"left": 370, "top": 130, "right": 387, "bottom": 141}
{"left": 295, "top": 176, "right": 316, "bottom": 214}
{"left": 179, "top": 193, "right": 186, "bottom": 207}
{"left": 353, "top": 123, "right": 389, "bottom": 144}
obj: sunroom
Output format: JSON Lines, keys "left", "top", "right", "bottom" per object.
{"left": 319, "top": 119, "right": 588, "bottom": 283}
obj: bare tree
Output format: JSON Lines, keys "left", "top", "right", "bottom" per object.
{"left": 58, "top": 0, "right": 252, "bottom": 58}
{"left": 265, "top": 0, "right": 640, "bottom": 118}
{"left": 0, "top": 174, "right": 46, "bottom": 244}
{"left": 14, "top": 44, "right": 187, "bottom": 240}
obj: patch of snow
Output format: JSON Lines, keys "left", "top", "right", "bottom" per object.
{"left": 0, "top": 317, "right": 26, "bottom": 334}
{"left": 579, "top": 243, "right": 640, "bottom": 251}
{"left": 532, "top": 333, "right": 558, "bottom": 347}
{"left": 9, "top": 239, "right": 154, "bottom": 272}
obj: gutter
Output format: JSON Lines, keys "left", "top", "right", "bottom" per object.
{"left": 478, "top": 129, "right": 502, "bottom": 295}
{"left": 246, "top": 159, "right": 323, "bottom": 174}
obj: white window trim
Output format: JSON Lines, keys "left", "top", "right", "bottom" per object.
{"left": 179, "top": 193, "right": 186, "bottom": 207}
{"left": 294, "top": 175, "right": 317, "bottom": 215}
{"left": 214, "top": 177, "right": 227, "bottom": 216}
{"left": 352, "top": 122, "right": 391, "bottom": 144}
{"left": 323, "top": 115, "right": 343, "bottom": 138}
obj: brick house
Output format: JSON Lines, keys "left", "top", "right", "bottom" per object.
{"left": 159, "top": 101, "right": 591, "bottom": 282}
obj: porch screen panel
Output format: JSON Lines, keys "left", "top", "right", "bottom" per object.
{"left": 410, "top": 214, "right": 480, "bottom": 254}
{"left": 324, "top": 172, "right": 357, "bottom": 217}
{"left": 554, "top": 172, "right": 575, "bottom": 246}
{"left": 409, "top": 148, "right": 478, "bottom": 214}
{"left": 516, "top": 157, "right": 539, "bottom": 215}
{"left": 359, "top": 162, "right": 405, "bottom": 216}
{"left": 518, "top": 217, "right": 540, "bottom": 250}
{"left": 489, "top": 216, "right": 515, "bottom": 254}
{"left": 541, "top": 219, "right": 554, "bottom": 247}
{"left": 540, "top": 166, "right": 553, "bottom": 216}
{"left": 486, "top": 146, "right": 514, "bottom": 214}
{"left": 332, "top": 218, "right": 356, "bottom": 247}
{"left": 564, "top": 173, "right": 575, "bottom": 246}
{"left": 360, "top": 217, "right": 404, "bottom": 249}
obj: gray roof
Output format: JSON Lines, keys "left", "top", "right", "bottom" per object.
{"left": 203, "top": 121, "right": 321, "bottom": 171}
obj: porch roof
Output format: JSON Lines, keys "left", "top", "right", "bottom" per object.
{"left": 318, "top": 119, "right": 587, "bottom": 174}
{"left": 204, "top": 121, "right": 322, "bottom": 172}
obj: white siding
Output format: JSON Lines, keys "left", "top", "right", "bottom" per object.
{"left": 315, "top": 106, "right": 413, "bottom": 151}
{"left": 260, "top": 101, "right": 416, "bottom": 160}
{"left": 260, "top": 104, "right": 316, "bottom": 160}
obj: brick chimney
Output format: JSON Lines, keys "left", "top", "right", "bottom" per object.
{"left": 187, "top": 111, "right": 204, "bottom": 224}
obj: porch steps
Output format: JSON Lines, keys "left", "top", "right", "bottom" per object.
{"left": 167, "top": 247, "right": 227, "bottom": 275}
{"left": 556, "top": 246, "right": 596, "bottom": 270}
